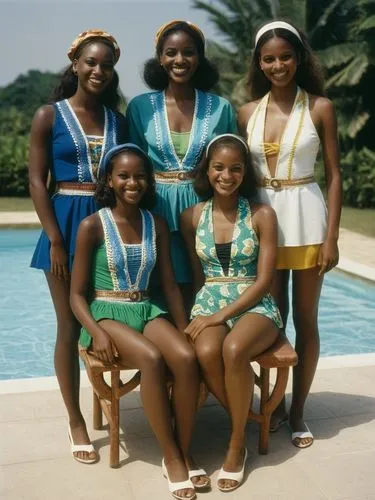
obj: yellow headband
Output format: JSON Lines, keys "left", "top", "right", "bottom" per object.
{"left": 67, "top": 29, "right": 120, "bottom": 63}
{"left": 154, "top": 20, "right": 205, "bottom": 49}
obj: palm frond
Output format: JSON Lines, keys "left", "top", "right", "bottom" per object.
{"left": 355, "top": 15, "right": 375, "bottom": 33}
{"left": 317, "top": 43, "right": 366, "bottom": 68}
{"left": 347, "top": 112, "right": 370, "bottom": 138}
{"left": 326, "top": 53, "right": 369, "bottom": 87}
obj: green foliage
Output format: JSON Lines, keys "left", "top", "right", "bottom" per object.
{"left": 0, "top": 108, "right": 29, "bottom": 196}
{"left": 194, "top": 0, "right": 375, "bottom": 207}
{"left": 0, "top": 70, "right": 59, "bottom": 128}
{"left": 0, "top": 71, "right": 60, "bottom": 197}
{"left": 341, "top": 148, "right": 375, "bottom": 208}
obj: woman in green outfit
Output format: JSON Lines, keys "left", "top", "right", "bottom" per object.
{"left": 181, "top": 134, "right": 282, "bottom": 493}
{"left": 70, "top": 144, "right": 209, "bottom": 500}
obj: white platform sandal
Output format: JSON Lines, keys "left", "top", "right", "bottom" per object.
{"left": 291, "top": 424, "right": 314, "bottom": 449}
{"left": 162, "top": 459, "right": 196, "bottom": 500}
{"left": 68, "top": 426, "right": 97, "bottom": 464}
{"left": 188, "top": 467, "right": 211, "bottom": 490}
{"left": 217, "top": 448, "right": 248, "bottom": 492}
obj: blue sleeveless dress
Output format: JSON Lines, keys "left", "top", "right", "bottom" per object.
{"left": 80, "top": 208, "right": 166, "bottom": 347}
{"left": 191, "top": 197, "right": 283, "bottom": 329}
{"left": 30, "top": 99, "right": 122, "bottom": 271}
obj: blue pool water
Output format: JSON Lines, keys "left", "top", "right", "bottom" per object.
{"left": 1, "top": 229, "right": 375, "bottom": 380}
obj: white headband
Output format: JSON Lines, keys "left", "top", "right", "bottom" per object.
{"left": 255, "top": 21, "right": 302, "bottom": 47}
{"left": 206, "top": 134, "right": 249, "bottom": 156}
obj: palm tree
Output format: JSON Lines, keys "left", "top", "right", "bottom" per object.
{"left": 194, "top": 0, "right": 375, "bottom": 147}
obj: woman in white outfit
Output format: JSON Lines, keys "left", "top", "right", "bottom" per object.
{"left": 238, "top": 21, "right": 342, "bottom": 448}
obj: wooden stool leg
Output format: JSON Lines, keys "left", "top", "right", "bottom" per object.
{"left": 259, "top": 367, "right": 270, "bottom": 454}
{"left": 93, "top": 390, "right": 103, "bottom": 430}
{"left": 110, "top": 370, "right": 120, "bottom": 468}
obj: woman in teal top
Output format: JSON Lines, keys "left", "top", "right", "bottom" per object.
{"left": 126, "top": 20, "right": 237, "bottom": 304}
{"left": 181, "top": 135, "right": 282, "bottom": 493}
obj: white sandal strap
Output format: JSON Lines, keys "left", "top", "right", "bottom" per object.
{"left": 189, "top": 468, "right": 207, "bottom": 479}
{"left": 217, "top": 468, "right": 243, "bottom": 482}
{"left": 167, "top": 478, "right": 194, "bottom": 494}
{"left": 292, "top": 430, "right": 313, "bottom": 440}
{"left": 70, "top": 443, "right": 95, "bottom": 454}
{"left": 217, "top": 448, "right": 248, "bottom": 482}
{"left": 291, "top": 424, "right": 313, "bottom": 441}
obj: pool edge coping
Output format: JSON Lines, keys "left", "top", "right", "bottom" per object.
{"left": 1, "top": 352, "right": 374, "bottom": 395}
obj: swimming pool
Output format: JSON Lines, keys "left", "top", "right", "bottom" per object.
{"left": 1, "top": 228, "right": 375, "bottom": 380}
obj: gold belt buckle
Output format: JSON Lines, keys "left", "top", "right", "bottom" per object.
{"left": 177, "top": 171, "right": 187, "bottom": 181}
{"left": 129, "top": 291, "right": 141, "bottom": 302}
{"left": 269, "top": 178, "right": 281, "bottom": 189}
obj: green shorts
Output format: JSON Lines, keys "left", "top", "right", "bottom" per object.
{"left": 80, "top": 299, "right": 166, "bottom": 348}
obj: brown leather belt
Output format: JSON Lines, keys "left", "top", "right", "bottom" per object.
{"left": 94, "top": 290, "right": 149, "bottom": 302}
{"left": 154, "top": 171, "right": 193, "bottom": 183}
{"left": 260, "top": 176, "right": 315, "bottom": 190}
{"left": 56, "top": 182, "right": 96, "bottom": 195}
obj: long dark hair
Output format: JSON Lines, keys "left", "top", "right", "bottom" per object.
{"left": 194, "top": 136, "right": 259, "bottom": 200}
{"left": 247, "top": 22, "right": 325, "bottom": 100}
{"left": 143, "top": 22, "right": 219, "bottom": 91}
{"left": 51, "top": 38, "right": 122, "bottom": 111}
{"left": 95, "top": 148, "right": 156, "bottom": 209}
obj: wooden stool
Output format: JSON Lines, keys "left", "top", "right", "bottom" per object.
{"left": 79, "top": 345, "right": 208, "bottom": 468}
{"left": 79, "top": 346, "right": 141, "bottom": 467}
{"left": 249, "top": 333, "right": 298, "bottom": 454}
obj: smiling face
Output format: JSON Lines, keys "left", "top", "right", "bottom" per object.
{"left": 207, "top": 145, "right": 246, "bottom": 197}
{"left": 259, "top": 36, "right": 298, "bottom": 88}
{"left": 73, "top": 41, "right": 115, "bottom": 95}
{"left": 108, "top": 152, "right": 148, "bottom": 206}
{"left": 159, "top": 30, "right": 199, "bottom": 85}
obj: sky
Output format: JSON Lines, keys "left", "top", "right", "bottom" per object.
{"left": 0, "top": 1, "right": 230, "bottom": 101}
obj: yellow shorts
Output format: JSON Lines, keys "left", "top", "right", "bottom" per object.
{"left": 277, "top": 244, "right": 321, "bottom": 270}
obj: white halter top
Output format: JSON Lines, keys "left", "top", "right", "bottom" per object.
{"left": 247, "top": 87, "right": 327, "bottom": 247}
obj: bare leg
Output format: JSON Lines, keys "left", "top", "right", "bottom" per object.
{"left": 219, "top": 314, "right": 278, "bottom": 489}
{"left": 143, "top": 318, "right": 207, "bottom": 487}
{"left": 290, "top": 267, "right": 323, "bottom": 446}
{"left": 45, "top": 272, "right": 96, "bottom": 462}
{"left": 193, "top": 325, "right": 229, "bottom": 409}
{"left": 269, "top": 270, "right": 290, "bottom": 430}
{"left": 99, "top": 319, "right": 194, "bottom": 499}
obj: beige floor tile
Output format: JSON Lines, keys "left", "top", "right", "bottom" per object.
{"left": 1, "top": 458, "right": 134, "bottom": 500}
{"left": 303, "top": 450, "right": 375, "bottom": 499}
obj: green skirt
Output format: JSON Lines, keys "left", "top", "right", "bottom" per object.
{"left": 80, "top": 299, "right": 166, "bottom": 348}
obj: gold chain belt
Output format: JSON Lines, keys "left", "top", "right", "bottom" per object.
{"left": 154, "top": 171, "right": 193, "bottom": 183}
{"left": 205, "top": 276, "right": 256, "bottom": 283}
{"left": 260, "top": 176, "right": 315, "bottom": 190}
{"left": 56, "top": 182, "right": 96, "bottom": 196}
{"left": 94, "top": 290, "right": 149, "bottom": 303}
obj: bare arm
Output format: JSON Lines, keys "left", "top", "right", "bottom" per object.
{"left": 314, "top": 97, "right": 342, "bottom": 274}
{"left": 237, "top": 101, "right": 258, "bottom": 139}
{"left": 185, "top": 204, "right": 278, "bottom": 340}
{"left": 180, "top": 205, "right": 205, "bottom": 293}
{"left": 28, "top": 105, "right": 69, "bottom": 280}
{"left": 70, "top": 215, "right": 117, "bottom": 363}
{"left": 154, "top": 216, "right": 189, "bottom": 332}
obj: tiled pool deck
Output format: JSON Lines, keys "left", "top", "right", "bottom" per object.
{"left": 1, "top": 357, "right": 375, "bottom": 500}
{"left": 1, "top": 212, "right": 375, "bottom": 499}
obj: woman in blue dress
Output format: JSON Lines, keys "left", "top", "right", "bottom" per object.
{"left": 126, "top": 20, "right": 237, "bottom": 307}
{"left": 29, "top": 29, "right": 126, "bottom": 463}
